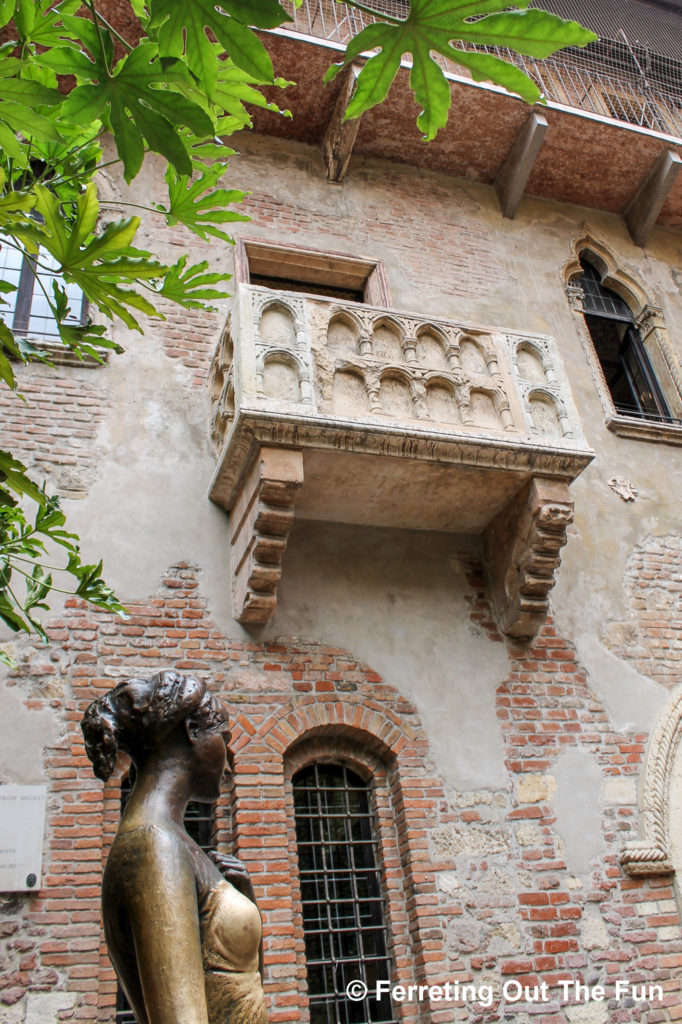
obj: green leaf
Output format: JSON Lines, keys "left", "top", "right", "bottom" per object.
{"left": 0, "top": 78, "right": 61, "bottom": 107}
{"left": 215, "top": 0, "right": 291, "bottom": 29}
{"left": 62, "top": 43, "right": 214, "bottom": 180}
{"left": 57, "top": 319, "right": 122, "bottom": 361}
{"left": 67, "top": 552, "right": 127, "bottom": 615}
{"left": 0, "top": 349, "right": 15, "bottom": 390}
{"left": 333, "top": 0, "right": 597, "bottom": 137}
{"left": 12, "top": 0, "right": 81, "bottom": 49}
{"left": 448, "top": 47, "right": 541, "bottom": 103}
{"left": 19, "top": 184, "right": 166, "bottom": 330}
{"left": 0, "top": 186, "right": 35, "bottom": 225}
{"left": 149, "top": 0, "right": 277, "bottom": 95}
{"left": 0, "top": 0, "right": 14, "bottom": 30}
{"left": 158, "top": 255, "right": 231, "bottom": 308}
{"left": 159, "top": 165, "right": 248, "bottom": 243}
{"left": 0, "top": 450, "right": 46, "bottom": 505}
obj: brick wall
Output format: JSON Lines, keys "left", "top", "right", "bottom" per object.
{"left": 239, "top": 170, "right": 504, "bottom": 303}
{"left": 0, "top": 367, "right": 109, "bottom": 497}
{"left": 1, "top": 562, "right": 680, "bottom": 1023}
{"left": 604, "top": 534, "right": 682, "bottom": 690}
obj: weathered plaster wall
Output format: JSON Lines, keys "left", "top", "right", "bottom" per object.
{"left": 2, "top": 133, "right": 682, "bottom": 1021}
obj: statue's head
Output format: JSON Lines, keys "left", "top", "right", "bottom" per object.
{"left": 81, "top": 671, "right": 231, "bottom": 782}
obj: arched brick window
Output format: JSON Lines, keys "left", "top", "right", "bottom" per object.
{"left": 292, "top": 761, "right": 396, "bottom": 1024}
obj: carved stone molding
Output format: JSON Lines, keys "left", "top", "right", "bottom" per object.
{"left": 620, "top": 684, "right": 682, "bottom": 876}
{"left": 484, "top": 477, "right": 574, "bottom": 640}
{"left": 209, "top": 285, "right": 593, "bottom": 638}
{"left": 230, "top": 447, "right": 304, "bottom": 625}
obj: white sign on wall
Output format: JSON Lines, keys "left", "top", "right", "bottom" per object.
{"left": 0, "top": 785, "right": 47, "bottom": 892}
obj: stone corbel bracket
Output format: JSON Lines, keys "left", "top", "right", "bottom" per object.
{"left": 620, "top": 684, "right": 682, "bottom": 876}
{"left": 484, "top": 477, "right": 574, "bottom": 640}
{"left": 230, "top": 447, "right": 304, "bottom": 625}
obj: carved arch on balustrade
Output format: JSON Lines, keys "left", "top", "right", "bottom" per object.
{"left": 327, "top": 306, "right": 364, "bottom": 337}
{"left": 526, "top": 386, "right": 568, "bottom": 439}
{"left": 512, "top": 339, "right": 552, "bottom": 384}
{"left": 415, "top": 323, "right": 450, "bottom": 368}
{"left": 257, "top": 348, "right": 308, "bottom": 403}
{"left": 371, "top": 312, "right": 406, "bottom": 336}
{"left": 378, "top": 367, "right": 415, "bottom": 415}
{"left": 620, "top": 683, "right": 682, "bottom": 878}
{"left": 458, "top": 333, "right": 493, "bottom": 376}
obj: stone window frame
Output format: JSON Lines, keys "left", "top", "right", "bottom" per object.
{"left": 562, "top": 232, "right": 682, "bottom": 445}
{"left": 620, "top": 682, "right": 682, "bottom": 879}
{"left": 234, "top": 238, "right": 392, "bottom": 307}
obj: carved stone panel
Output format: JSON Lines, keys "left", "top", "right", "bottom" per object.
{"left": 208, "top": 286, "right": 594, "bottom": 640}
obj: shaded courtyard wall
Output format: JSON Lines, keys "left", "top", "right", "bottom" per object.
{"left": 1, "top": 135, "right": 682, "bottom": 1021}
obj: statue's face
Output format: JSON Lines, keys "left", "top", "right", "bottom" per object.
{"left": 190, "top": 725, "right": 229, "bottom": 801}
{"left": 188, "top": 695, "right": 231, "bottom": 801}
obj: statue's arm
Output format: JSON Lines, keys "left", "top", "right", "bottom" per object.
{"left": 120, "top": 829, "right": 209, "bottom": 1024}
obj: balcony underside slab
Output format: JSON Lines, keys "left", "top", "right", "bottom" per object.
{"left": 252, "top": 30, "right": 682, "bottom": 231}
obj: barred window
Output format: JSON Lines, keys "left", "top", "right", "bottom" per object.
{"left": 576, "top": 257, "right": 674, "bottom": 424}
{"left": 292, "top": 762, "right": 396, "bottom": 1024}
{"left": 115, "top": 768, "right": 217, "bottom": 1024}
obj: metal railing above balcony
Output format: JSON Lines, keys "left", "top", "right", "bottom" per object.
{"left": 279, "top": 0, "right": 682, "bottom": 140}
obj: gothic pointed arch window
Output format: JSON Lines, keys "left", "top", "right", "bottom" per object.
{"left": 575, "top": 255, "right": 673, "bottom": 423}
{"left": 292, "top": 761, "right": 396, "bottom": 1024}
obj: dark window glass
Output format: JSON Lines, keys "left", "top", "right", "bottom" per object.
{"left": 577, "top": 257, "right": 674, "bottom": 423}
{"left": 250, "top": 274, "right": 364, "bottom": 303}
{"left": 0, "top": 240, "right": 87, "bottom": 338}
{"left": 115, "top": 768, "right": 217, "bottom": 1024}
{"left": 292, "top": 763, "right": 396, "bottom": 1024}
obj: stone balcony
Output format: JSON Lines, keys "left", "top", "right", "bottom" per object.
{"left": 208, "top": 284, "right": 594, "bottom": 638}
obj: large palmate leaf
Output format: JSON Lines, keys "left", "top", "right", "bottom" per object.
{"left": 9, "top": 183, "right": 166, "bottom": 329}
{"left": 148, "top": 0, "right": 290, "bottom": 95}
{"left": 0, "top": 59, "right": 64, "bottom": 148}
{"left": 61, "top": 42, "right": 214, "bottom": 180}
{"left": 158, "top": 256, "right": 231, "bottom": 308}
{"left": 159, "top": 165, "right": 249, "bottom": 243}
{"left": 11, "top": 0, "right": 82, "bottom": 48}
{"left": 327, "top": 0, "right": 597, "bottom": 139}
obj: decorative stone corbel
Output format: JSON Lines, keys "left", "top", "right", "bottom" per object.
{"left": 230, "top": 447, "right": 304, "bottom": 624}
{"left": 484, "top": 477, "right": 574, "bottom": 640}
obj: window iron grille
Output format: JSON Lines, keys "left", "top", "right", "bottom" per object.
{"left": 292, "top": 762, "right": 396, "bottom": 1024}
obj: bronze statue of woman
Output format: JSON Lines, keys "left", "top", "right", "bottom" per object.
{"left": 81, "top": 671, "right": 268, "bottom": 1024}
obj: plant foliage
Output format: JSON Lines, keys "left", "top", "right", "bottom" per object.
{"left": 0, "top": 0, "right": 594, "bottom": 664}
